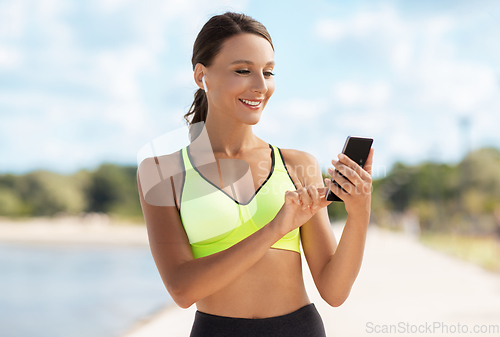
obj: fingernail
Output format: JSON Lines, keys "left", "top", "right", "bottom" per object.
{"left": 328, "top": 168, "right": 333, "bottom": 175}
{"left": 331, "top": 159, "right": 337, "bottom": 165}
{"left": 339, "top": 153, "right": 345, "bottom": 160}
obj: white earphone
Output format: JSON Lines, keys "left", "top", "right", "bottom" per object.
{"left": 201, "top": 75, "right": 208, "bottom": 93}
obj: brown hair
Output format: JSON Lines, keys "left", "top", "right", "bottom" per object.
{"left": 183, "top": 12, "right": 274, "bottom": 128}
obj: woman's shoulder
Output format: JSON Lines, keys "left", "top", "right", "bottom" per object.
{"left": 277, "top": 146, "right": 321, "bottom": 186}
{"left": 277, "top": 147, "right": 318, "bottom": 167}
{"left": 138, "top": 149, "right": 184, "bottom": 179}
{"left": 137, "top": 149, "right": 185, "bottom": 210}
{"left": 137, "top": 149, "right": 185, "bottom": 192}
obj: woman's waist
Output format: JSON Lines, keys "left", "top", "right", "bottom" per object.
{"left": 195, "top": 251, "right": 310, "bottom": 318}
{"left": 196, "top": 288, "right": 311, "bottom": 319}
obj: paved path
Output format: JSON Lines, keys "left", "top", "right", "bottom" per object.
{"left": 123, "top": 225, "right": 500, "bottom": 337}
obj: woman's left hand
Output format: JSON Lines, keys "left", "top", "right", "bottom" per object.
{"left": 324, "top": 148, "right": 374, "bottom": 219}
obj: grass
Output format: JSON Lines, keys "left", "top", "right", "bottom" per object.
{"left": 419, "top": 233, "right": 500, "bottom": 273}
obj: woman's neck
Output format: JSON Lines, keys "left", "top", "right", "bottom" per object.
{"left": 203, "top": 114, "right": 263, "bottom": 157}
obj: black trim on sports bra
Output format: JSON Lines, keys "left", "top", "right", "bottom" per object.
{"left": 277, "top": 146, "right": 298, "bottom": 190}
{"left": 185, "top": 143, "right": 275, "bottom": 206}
{"left": 178, "top": 149, "right": 185, "bottom": 215}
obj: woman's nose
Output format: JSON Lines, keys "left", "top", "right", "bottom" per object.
{"left": 251, "top": 73, "right": 268, "bottom": 94}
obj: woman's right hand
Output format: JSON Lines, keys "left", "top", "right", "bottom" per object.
{"left": 274, "top": 182, "right": 332, "bottom": 236}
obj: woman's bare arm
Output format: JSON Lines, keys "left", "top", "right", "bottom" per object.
{"left": 284, "top": 149, "right": 374, "bottom": 307}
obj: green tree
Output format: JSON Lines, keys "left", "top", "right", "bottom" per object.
{"left": 85, "top": 164, "right": 142, "bottom": 217}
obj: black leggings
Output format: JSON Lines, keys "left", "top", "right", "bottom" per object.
{"left": 189, "top": 303, "right": 326, "bottom": 337}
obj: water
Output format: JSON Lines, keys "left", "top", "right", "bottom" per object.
{"left": 0, "top": 242, "right": 173, "bottom": 337}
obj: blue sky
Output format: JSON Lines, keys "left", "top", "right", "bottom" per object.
{"left": 1, "top": 0, "right": 499, "bottom": 178}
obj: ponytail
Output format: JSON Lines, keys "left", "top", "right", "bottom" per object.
{"left": 184, "top": 88, "right": 208, "bottom": 125}
{"left": 184, "top": 88, "right": 208, "bottom": 141}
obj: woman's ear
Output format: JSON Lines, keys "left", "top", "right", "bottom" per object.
{"left": 194, "top": 63, "right": 207, "bottom": 92}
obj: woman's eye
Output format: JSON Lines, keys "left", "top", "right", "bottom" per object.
{"left": 235, "top": 70, "right": 275, "bottom": 77}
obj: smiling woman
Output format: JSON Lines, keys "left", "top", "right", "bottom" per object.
{"left": 184, "top": 13, "right": 276, "bottom": 136}
{"left": 137, "top": 11, "right": 374, "bottom": 337}
{"left": 194, "top": 33, "right": 275, "bottom": 126}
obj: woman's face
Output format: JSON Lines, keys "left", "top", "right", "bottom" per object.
{"left": 205, "top": 33, "right": 275, "bottom": 125}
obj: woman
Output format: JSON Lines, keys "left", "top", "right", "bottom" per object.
{"left": 137, "top": 12, "right": 374, "bottom": 337}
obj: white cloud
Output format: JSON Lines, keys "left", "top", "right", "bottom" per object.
{"left": 314, "top": 6, "right": 407, "bottom": 43}
{"left": 314, "top": 3, "right": 500, "bottom": 168}
{"left": 0, "top": 0, "right": 27, "bottom": 39}
{"left": 283, "top": 98, "right": 328, "bottom": 119}
{"left": 94, "top": 0, "right": 135, "bottom": 13}
{"left": 391, "top": 42, "right": 413, "bottom": 71}
{"left": 317, "top": 6, "right": 498, "bottom": 114}
{"left": 253, "top": 97, "right": 329, "bottom": 154}
{"left": 0, "top": 46, "right": 23, "bottom": 69}
{"left": 333, "top": 81, "right": 392, "bottom": 107}
{"left": 174, "top": 67, "right": 199, "bottom": 90}
{"left": 105, "top": 101, "right": 148, "bottom": 133}
{"left": 94, "top": 47, "right": 155, "bottom": 100}
{"left": 91, "top": 0, "right": 249, "bottom": 54}
{"left": 333, "top": 82, "right": 360, "bottom": 106}
{"left": 0, "top": 0, "right": 253, "bottom": 173}
{"left": 314, "top": 19, "right": 345, "bottom": 42}
{"left": 417, "top": 61, "right": 497, "bottom": 112}
{"left": 35, "top": 0, "right": 75, "bottom": 45}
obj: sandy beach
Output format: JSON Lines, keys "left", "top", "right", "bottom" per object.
{"left": 0, "top": 214, "right": 149, "bottom": 246}
{"left": 2, "top": 218, "right": 499, "bottom": 336}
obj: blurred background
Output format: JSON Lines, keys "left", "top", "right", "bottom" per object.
{"left": 1, "top": 0, "right": 499, "bottom": 336}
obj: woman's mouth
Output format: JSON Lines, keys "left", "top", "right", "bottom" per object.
{"left": 239, "top": 98, "right": 262, "bottom": 109}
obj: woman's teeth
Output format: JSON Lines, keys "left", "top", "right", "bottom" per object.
{"left": 240, "top": 99, "right": 260, "bottom": 106}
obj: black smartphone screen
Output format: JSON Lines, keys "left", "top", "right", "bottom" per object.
{"left": 326, "top": 136, "right": 373, "bottom": 202}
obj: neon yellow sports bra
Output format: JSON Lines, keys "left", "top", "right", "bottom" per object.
{"left": 179, "top": 143, "right": 300, "bottom": 259}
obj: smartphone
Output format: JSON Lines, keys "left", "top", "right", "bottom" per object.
{"left": 326, "top": 136, "right": 373, "bottom": 202}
